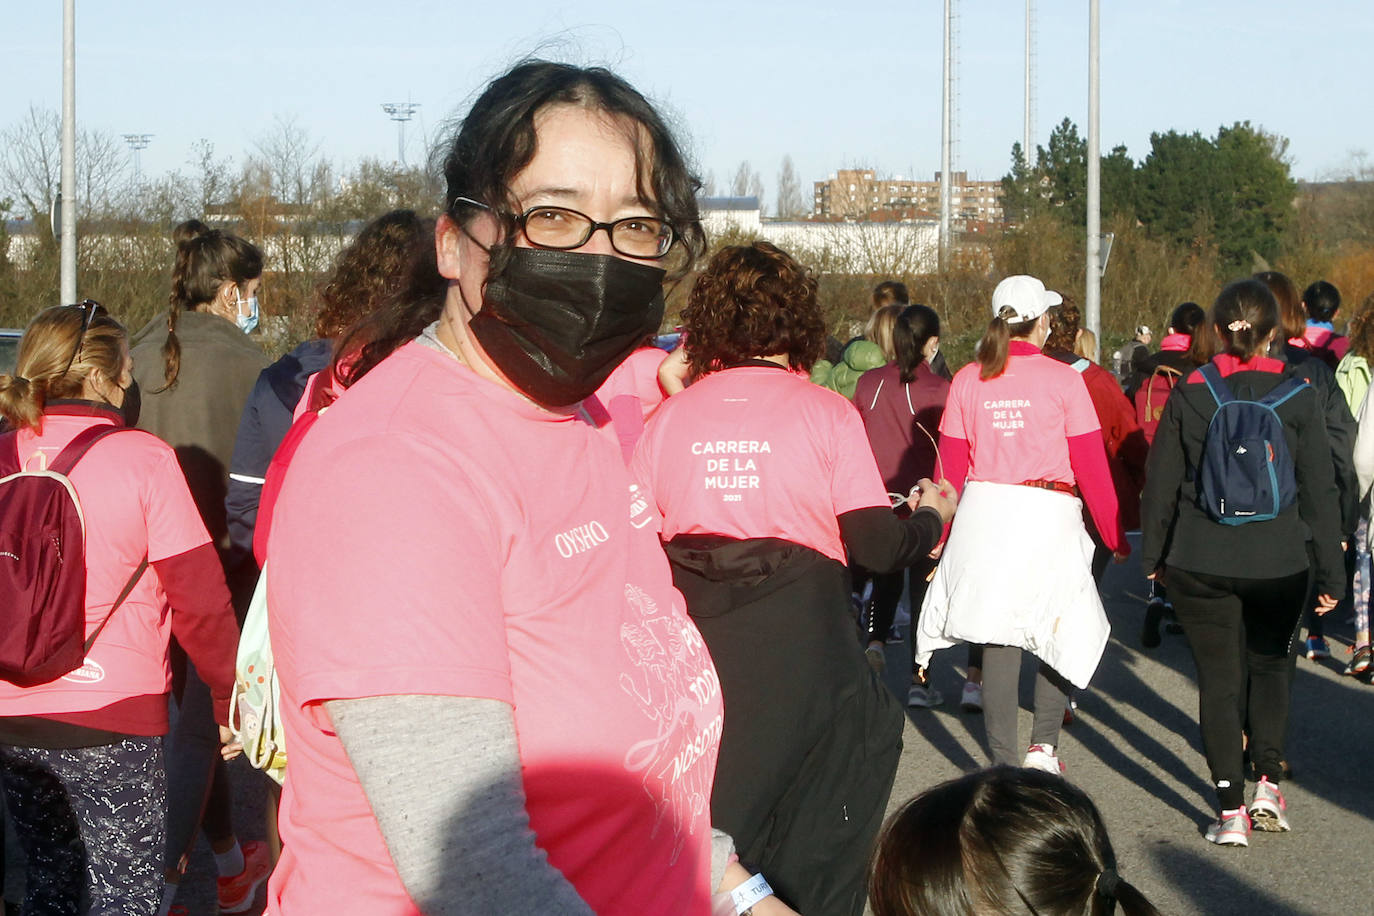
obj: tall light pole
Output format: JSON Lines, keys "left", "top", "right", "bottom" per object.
{"left": 1024, "top": 0, "right": 1036, "bottom": 162}
{"left": 123, "top": 133, "right": 152, "bottom": 185}
{"left": 939, "top": 0, "right": 953, "bottom": 267}
{"left": 60, "top": 0, "right": 77, "bottom": 304}
{"left": 381, "top": 102, "right": 420, "bottom": 167}
{"left": 1085, "top": 0, "right": 1102, "bottom": 358}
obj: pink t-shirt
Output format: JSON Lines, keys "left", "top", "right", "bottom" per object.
{"left": 0, "top": 408, "right": 211, "bottom": 725}
{"left": 596, "top": 346, "right": 670, "bottom": 463}
{"left": 631, "top": 365, "right": 890, "bottom": 563}
{"left": 265, "top": 342, "right": 721, "bottom": 916}
{"left": 940, "top": 344, "right": 1101, "bottom": 486}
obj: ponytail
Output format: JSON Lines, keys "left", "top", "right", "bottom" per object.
{"left": 1112, "top": 879, "right": 1164, "bottom": 916}
{"left": 976, "top": 307, "right": 1038, "bottom": 380}
{"left": 0, "top": 373, "right": 41, "bottom": 432}
{"left": 159, "top": 219, "right": 263, "bottom": 392}
{"left": 894, "top": 304, "right": 940, "bottom": 384}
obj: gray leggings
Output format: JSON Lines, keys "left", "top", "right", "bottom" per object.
{"left": 980, "top": 645, "right": 1072, "bottom": 766}
{"left": 0, "top": 737, "right": 165, "bottom": 915}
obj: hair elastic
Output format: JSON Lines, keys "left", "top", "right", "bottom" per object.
{"left": 1227, "top": 319, "right": 1252, "bottom": 332}
{"left": 1096, "top": 867, "right": 1121, "bottom": 902}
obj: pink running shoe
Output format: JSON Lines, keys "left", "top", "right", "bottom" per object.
{"left": 1248, "top": 776, "right": 1291, "bottom": 832}
{"left": 217, "top": 840, "right": 273, "bottom": 914}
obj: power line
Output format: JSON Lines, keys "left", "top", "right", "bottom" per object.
{"left": 380, "top": 102, "right": 420, "bottom": 167}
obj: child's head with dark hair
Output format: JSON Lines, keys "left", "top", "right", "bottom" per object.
{"left": 1302, "top": 280, "right": 1341, "bottom": 323}
{"left": 1167, "top": 301, "right": 1206, "bottom": 337}
{"left": 894, "top": 304, "right": 940, "bottom": 384}
{"left": 1213, "top": 278, "right": 1280, "bottom": 360}
{"left": 870, "top": 767, "right": 1160, "bottom": 916}
{"left": 1254, "top": 271, "right": 1303, "bottom": 341}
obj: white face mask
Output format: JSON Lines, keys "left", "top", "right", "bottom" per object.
{"left": 236, "top": 295, "right": 259, "bottom": 334}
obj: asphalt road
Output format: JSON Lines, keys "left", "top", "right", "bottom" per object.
{"left": 8, "top": 533, "right": 1372, "bottom": 915}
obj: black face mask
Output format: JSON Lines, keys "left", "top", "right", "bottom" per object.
{"left": 119, "top": 378, "right": 141, "bottom": 428}
{"left": 468, "top": 247, "right": 666, "bottom": 408}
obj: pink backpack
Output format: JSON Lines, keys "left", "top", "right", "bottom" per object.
{"left": 0, "top": 426, "right": 146, "bottom": 686}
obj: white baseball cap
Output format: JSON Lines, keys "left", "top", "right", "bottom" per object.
{"left": 991, "top": 275, "right": 1062, "bottom": 323}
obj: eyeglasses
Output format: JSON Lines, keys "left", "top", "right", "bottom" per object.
{"left": 453, "top": 197, "right": 677, "bottom": 260}
{"left": 60, "top": 299, "right": 106, "bottom": 379}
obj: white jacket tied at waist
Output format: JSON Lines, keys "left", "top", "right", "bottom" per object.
{"left": 915, "top": 480, "right": 1110, "bottom": 689}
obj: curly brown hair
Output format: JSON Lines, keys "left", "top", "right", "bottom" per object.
{"left": 682, "top": 241, "right": 824, "bottom": 373}
{"left": 1346, "top": 292, "right": 1374, "bottom": 361}
{"left": 314, "top": 210, "right": 440, "bottom": 340}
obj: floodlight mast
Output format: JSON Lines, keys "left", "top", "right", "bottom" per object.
{"left": 123, "top": 133, "right": 152, "bottom": 184}
{"left": 381, "top": 102, "right": 420, "bottom": 167}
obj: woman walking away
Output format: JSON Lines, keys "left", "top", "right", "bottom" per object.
{"left": 633, "top": 241, "right": 956, "bottom": 916}
{"left": 1141, "top": 279, "right": 1342, "bottom": 847}
{"left": 1346, "top": 294, "right": 1374, "bottom": 679}
{"left": 130, "top": 221, "right": 272, "bottom": 913}
{"left": 264, "top": 62, "right": 798, "bottom": 916}
{"left": 853, "top": 304, "right": 950, "bottom": 705}
{"left": 915, "top": 275, "right": 1127, "bottom": 775}
{"left": 870, "top": 767, "right": 1161, "bottom": 916}
{"left": 0, "top": 303, "right": 240, "bottom": 914}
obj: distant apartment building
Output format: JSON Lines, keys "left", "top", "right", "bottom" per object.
{"left": 812, "top": 168, "right": 1004, "bottom": 226}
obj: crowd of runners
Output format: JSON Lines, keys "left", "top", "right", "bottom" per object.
{"left": 0, "top": 59, "right": 1367, "bottom": 916}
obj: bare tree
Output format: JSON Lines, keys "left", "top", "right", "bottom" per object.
{"left": 729, "top": 160, "right": 765, "bottom": 214}
{"left": 249, "top": 115, "right": 331, "bottom": 207}
{"left": 0, "top": 105, "right": 130, "bottom": 228}
{"left": 775, "top": 155, "right": 805, "bottom": 219}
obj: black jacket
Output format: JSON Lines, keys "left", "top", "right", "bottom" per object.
{"left": 1281, "top": 344, "right": 1359, "bottom": 536}
{"left": 1140, "top": 363, "right": 1344, "bottom": 597}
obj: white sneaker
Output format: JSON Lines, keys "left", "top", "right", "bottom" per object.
{"left": 1023, "top": 744, "right": 1065, "bottom": 775}
{"left": 907, "top": 682, "right": 944, "bottom": 708}
{"left": 1205, "top": 807, "right": 1252, "bottom": 847}
{"left": 1248, "top": 777, "right": 1291, "bottom": 832}
{"left": 960, "top": 681, "right": 983, "bottom": 713}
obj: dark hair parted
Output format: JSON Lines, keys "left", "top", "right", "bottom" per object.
{"left": 159, "top": 219, "right": 263, "bottom": 392}
{"left": 870, "top": 767, "right": 1161, "bottom": 916}
{"left": 1045, "top": 299, "right": 1082, "bottom": 354}
{"left": 328, "top": 212, "right": 448, "bottom": 389}
{"left": 1167, "top": 301, "right": 1206, "bottom": 337}
{"left": 442, "top": 60, "right": 705, "bottom": 282}
{"left": 1302, "top": 280, "right": 1341, "bottom": 323}
{"left": 1212, "top": 278, "right": 1280, "bottom": 360}
{"left": 0, "top": 306, "right": 127, "bottom": 432}
{"left": 682, "top": 241, "right": 824, "bottom": 373}
{"left": 976, "top": 307, "right": 1039, "bottom": 381}
{"left": 1254, "top": 270, "right": 1304, "bottom": 342}
{"left": 894, "top": 305, "right": 940, "bottom": 384}
{"left": 873, "top": 280, "right": 910, "bottom": 309}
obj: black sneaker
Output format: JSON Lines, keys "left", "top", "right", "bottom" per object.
{"left": 1141, "top": 598, "right": 1166, "bottom": 649}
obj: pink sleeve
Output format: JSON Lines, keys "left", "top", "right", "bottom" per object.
{"left": 830, "top": 402, "right": 893, "bottom": 515}
{"left": 271, "top": 435, "right": 514, "bottom": 710}
{"left": 938, "top": 435, "right": 971, "bottom": 496}
{"left": 1068, "top": 431, "right": 1126, "bottom": 554}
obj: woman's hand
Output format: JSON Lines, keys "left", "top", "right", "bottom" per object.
{"left": 915, "top": 477, "right": 958, "bottom": 525}
{"left": 1146, "top": 565, "right": 1164, "bottom": 581}
{"left": 658, "top": 346, "right": 691, "bottom": 396}
{"left": 219, "top": 725, "right": 243, "bottom": 761}
{"left": 1315, "top": 593, "right": 1338, "bottom": 615}
{"left": 713, "top": 862, "right": 801, "bottom": 916}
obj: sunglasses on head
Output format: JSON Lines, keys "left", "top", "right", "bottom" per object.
{"left": 60, "top": 299, "right": 106, "bottom": 379}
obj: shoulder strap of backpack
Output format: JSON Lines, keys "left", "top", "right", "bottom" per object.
{"left": 1197, "top": 363, "right": 1233, "bottom": 407}
{"left": 49, "top": 424, "right": 140, "bottom": 476}
{"left": 83, "top": 556, "right": 149, "bottom": 653}
{"left": 1260, "top": 376, "right": 1310, "bottom": 410}
{"left": 1070, "top": 358, "right": 1091, "bottom": 373}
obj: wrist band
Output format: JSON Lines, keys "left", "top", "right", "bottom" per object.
{"left": 731, "top": 873, "right": 773, "bottom": 914}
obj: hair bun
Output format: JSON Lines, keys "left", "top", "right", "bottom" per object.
{"left": 173, "top": 218, "right": 214, "bottom": 249}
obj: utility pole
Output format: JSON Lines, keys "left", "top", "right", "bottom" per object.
{"left": 1085, "top": 0, "right": 1102, "bottom": 359}
{"left": 60, "top": 0, "right": 77, "bottom": 304}
{"left": 381, "top": 102, "right": 420, "bottom": 167}
{"left": 939, "top": 0, "right": 953, "bottom": 267}
{"left": 123, "top": 133, "right": 152, "bottom": 185}
{"left": 1024, "top": 0, "right": 1036, "bottom": 162}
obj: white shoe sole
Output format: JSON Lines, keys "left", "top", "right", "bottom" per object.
{"left": 1248, "top": 806, "right": 1290, "bottom": 832}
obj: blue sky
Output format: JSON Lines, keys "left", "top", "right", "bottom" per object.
{"left": 4, "top": 1, "right": 1372, "bottom": 211}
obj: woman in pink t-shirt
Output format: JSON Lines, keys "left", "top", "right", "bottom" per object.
{"left": 264, "top": 63, "right": 797, "bottom": 916}
{"left": 634, "top": 242, "right": 956, "bottom": 916}
{"left": 915, "top": 275, "right": 1127, "bottom": 776}
{"left": 0, "top": 304, "right": 240, "bottom": 914}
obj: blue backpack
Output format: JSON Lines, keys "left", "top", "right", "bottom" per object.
{"left": 1196, "top": 363, "right": 1307, "bottom": 525}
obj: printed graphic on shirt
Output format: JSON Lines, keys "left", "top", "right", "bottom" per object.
{"left": 629, "top": 483, "right": 653, "bottom": 529}
{"left": 692, "top": 439, "right": 772, "bottom": 501}
{"left": 985, "top": 399, "right": 1032, "bottom": 436}
{"left": 618, "top": 583, "right": 722, "bottom": 865}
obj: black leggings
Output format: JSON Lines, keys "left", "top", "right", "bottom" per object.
{"left": 1167, "top": 566, "right": 1306, "bottom": 811}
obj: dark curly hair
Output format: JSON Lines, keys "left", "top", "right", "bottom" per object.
{"left": 1345, "top": 292, "right": 1374, "bottom": 361}
{"left": 314, "top": 210, "right": 439, "bottom": 340}
{"left": 682, "top": 241, "right": 824, "bottom": 373}
{"left": 1045, "top": 297, "right": 1082, "bottom": 353}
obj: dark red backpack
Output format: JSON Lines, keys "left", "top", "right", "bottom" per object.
{"left": 1134, "top": 364, "right": 1183, "bottom": 446}
{"left": 0, "top": 425, "right": 147, "bottom": 686}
